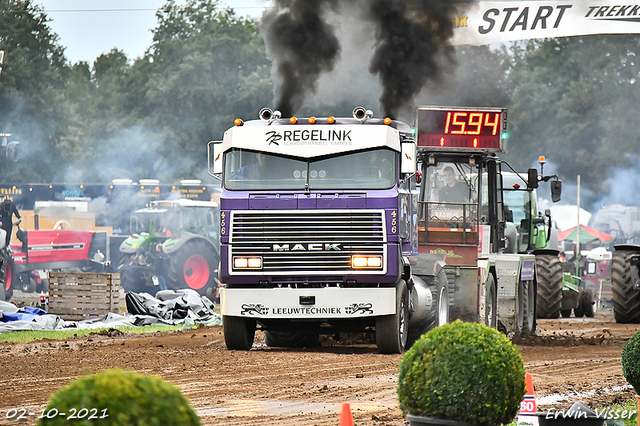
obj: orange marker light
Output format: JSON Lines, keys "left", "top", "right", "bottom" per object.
{"left": 234, "top": 118, "right": 243, "bottom": 126}
{"left": 327, "top": 116, "right": 335, "bottom": 124}
{"left": 384, "top": 117, "right": 392, "bottom": 125}
{"left": 440, "top": 137, "right": 445, "bottom": 147}
{"left": 290, "top": 117, "right": 298, "bottom": 124}
{"left": 539, "top": 156, "right": 546, "bottom": 164}
{"left": 308, "top": 117, "right": 316, "bottom": 124}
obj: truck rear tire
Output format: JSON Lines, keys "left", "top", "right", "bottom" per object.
{"left": 223, "top": 316, "right": 256, "bottom": 350}
{"left": 612, "top": 249, "right": 640, "bottom": 323}
{"left": 424, "top": 270, "right": 450, "bottom": 332}
{"left": 376, "top": 280, "right": 409, "bottom": 354}
{"left": 169, "top": 240, "right": 218, "bottom": 296}
{"left": 535, "top": 254, "right": 563, "bottom": 319}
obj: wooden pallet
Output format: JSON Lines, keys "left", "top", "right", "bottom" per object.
{"left": 48, "top": 272, "right": 121, "bottom": 321}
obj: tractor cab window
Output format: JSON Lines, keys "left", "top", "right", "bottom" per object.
{"left": 422, "top": 161, "right": 479, "bottom": 222}
{"left": 503, "top": 189, "right": 529, "bottom": 225}
{"left": 419, "top": 160, "right": 482, "bottom": 246}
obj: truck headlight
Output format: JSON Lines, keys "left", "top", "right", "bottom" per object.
{"left": 352, "top": 255, "right": 382, "bottom": 268}
{"left": 233, "top": 257, "right": 262, "bottom": 269}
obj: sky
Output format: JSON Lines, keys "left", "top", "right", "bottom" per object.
{"left": 37, "top": 0, "right": 273, "bottom": 64}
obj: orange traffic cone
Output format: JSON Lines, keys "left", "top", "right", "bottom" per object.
{"left": 339, "top": 403, "right": 354, "bottom": 426}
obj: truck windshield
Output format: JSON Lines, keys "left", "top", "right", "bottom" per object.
{"left": 223, "top": 148, "right": 396, "bottom": 190}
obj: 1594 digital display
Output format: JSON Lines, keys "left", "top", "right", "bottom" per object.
{"left": 416, "top": 107, "right": 507, "bottom": 152}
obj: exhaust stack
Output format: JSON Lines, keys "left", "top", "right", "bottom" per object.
{"left": 353, "top": 106, "right": 373, "bottom": 123}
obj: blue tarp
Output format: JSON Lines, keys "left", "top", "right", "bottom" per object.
{"left": 1, "top": 306, "right": 48, "bottom": 322}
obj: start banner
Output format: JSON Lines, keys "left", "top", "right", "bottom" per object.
{"left": 451, "top": 1, "right": 640, "bottom": 45}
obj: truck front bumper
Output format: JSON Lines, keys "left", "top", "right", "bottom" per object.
{"left": 221, "top": 287, "right": 396, "bottom": 319}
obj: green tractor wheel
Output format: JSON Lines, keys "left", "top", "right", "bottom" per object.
{"left": 117, "top": 255, "right": 148, "bottom": 293}
{"left": 535, "top": 254, "right": 563, "bottom": 319}
{"left": 612, "top": 249, "right": 640, "bottom": 323}
{"left": 168, "top": 240, "right": 218, "bottom": 296}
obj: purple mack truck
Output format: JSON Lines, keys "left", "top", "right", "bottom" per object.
{"left": 208, "top": 106, "right": 536, "bottom": 353}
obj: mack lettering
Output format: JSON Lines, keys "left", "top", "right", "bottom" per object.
{"left": 272, "top": 243, "right": 342, "bottom": 252}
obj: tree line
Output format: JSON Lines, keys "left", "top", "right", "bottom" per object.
{"left": 0, "top": 0, "right": 638, "bottom": 209}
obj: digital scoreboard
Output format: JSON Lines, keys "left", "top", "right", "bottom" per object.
{"left": 416, "top": 107, "right": 507, "bottom": 152}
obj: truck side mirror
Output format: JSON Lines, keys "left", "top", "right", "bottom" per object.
{"left": 208, "top": 141, "right": 223, "bottom": 177}
{"left": 550, "top": 179, "right": 562, "bottom": 202}
{"left": 527, "top": 168, "right": 538, "bottom": 189}
{"left": 401, "top": 142, "right": 416, "bottom": 175}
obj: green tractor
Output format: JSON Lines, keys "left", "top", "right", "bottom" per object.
{"left": 118, "top": 198, "right": 220, "bottom": 300}
{"left": 502, "top": 157, "right": 566, "bottom": 319}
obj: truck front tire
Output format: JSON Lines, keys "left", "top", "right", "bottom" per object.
{"left": 223, "top": 316, "right": 256, "bottom": 350}
{"left": 376, "top": 280, "right": 409, "bottom": 354}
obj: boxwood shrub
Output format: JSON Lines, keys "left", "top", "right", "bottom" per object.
{"left": 397, "top": 320, "right": 526, "bottom": 426}
{"left": 622, "top": 329, "right": 640, "bottom": 394}
{"left": 37, "top": 369, "right": 201, "bottom": 426}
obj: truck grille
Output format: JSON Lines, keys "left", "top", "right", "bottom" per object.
{"left": 229, "top": 209, "right": 386, "bottom": 275}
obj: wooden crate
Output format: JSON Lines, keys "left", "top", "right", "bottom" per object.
{"left": 48, "top": 272, "right": 121, "bottom": 321}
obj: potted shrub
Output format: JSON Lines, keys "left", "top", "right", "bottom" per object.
{"left": 397, "top": 320, "right": 526, "bottom": 426}
{"left": 37, "top": 369, "right": 201, "bottom": 426}
{"left": 621, "top": 329, "right": 640, "bottom": 426}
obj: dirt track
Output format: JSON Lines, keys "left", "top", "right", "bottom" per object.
{"left": 0, "top": 307, "right": 638, "bottom": 426}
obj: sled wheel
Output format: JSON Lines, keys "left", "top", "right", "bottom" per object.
{"left": 169, "top": 240, "right": 217, "bottom": 295}
{"left": 535, "top": 254, "right": 563, "bottom": 319}
{"left": 223, "top": 316, "right": 256, "bottom": 350}
{"left": 376, "top": 279, "right": 409, "bottom": 354}
{"left": 485, "top": 274, "right": 497, "bottom": 328}
{"left": 612, "top": 249, "right": 640, "bottom": 323}
{"left": 560, "top": 309, "right": 572, "bottom": 318}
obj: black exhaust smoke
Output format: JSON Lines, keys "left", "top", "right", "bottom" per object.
{"left": 365, "top": 0, "right": 472, "bottom": 119}
{"left": 262, "top": 0, "right": 341, "bottom": 117}
{"left": 262, "top": 0, "right": 472, "bottom": 118}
